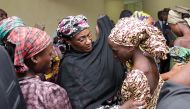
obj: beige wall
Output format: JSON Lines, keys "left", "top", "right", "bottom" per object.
{"left": 105, "top": 0, "right": 124, "bottom": 23}
{"left": 0, "top": 0, "right": 105, "bottom": 36}
{"left": 143, "top": 0, "right": 190, "bottom": 20}
{"left": 3, "top": 0, "right": 190, "bottom": 35}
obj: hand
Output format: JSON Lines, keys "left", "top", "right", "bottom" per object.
{"left": 120, "top": 100, "right": 146, "bottom": 109}
{"left": 162, "top": 63, "right": 185, "bottom": 80}
{"left": 169, "top": 63, "right": 185, "bottom": 76}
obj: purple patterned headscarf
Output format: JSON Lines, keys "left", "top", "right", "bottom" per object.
{"left": 57, "top": 15, "right": 89, "bottom": 39}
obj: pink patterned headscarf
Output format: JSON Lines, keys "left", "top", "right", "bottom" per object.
{"left": 7, "top": 27, "right": 52, "bottom": 73}
{"left": 57, "top": 15, "right": 89, "bottom": 39}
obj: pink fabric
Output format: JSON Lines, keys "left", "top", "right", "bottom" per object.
{"left": 19, "top": 76, "right": 72, "bottom": 109}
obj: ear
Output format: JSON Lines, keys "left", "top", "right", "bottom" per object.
{"left": 127, "top": 46, "right": 135, "bottom": 52}
{"left": 31, "top": 56, "right": 41, "bottom": 64}
{"left": 65, "top": 40, "right": 71, "bottom": 45}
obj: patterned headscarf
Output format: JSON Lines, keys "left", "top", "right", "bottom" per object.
{"left": 109, "top": 17, "right": 169, "bottom": 60}
{"left": 57, "top": 15, "right": 89, "bottom": 39}
{"left": 7, "top": 27, "right": 52, "bottom": 73}
{"left": 168, "top": 6, "right": 190, "bottom": 26}
{"left": 0, "top": 16, "right": 25, "bottom": 45}
{"left": 132, "top": 11, "right": 154, "bottom": 25}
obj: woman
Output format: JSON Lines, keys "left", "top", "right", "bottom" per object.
{"left": 167, "top": 6, "right": 190, "bottom": 67}
{"left": 108, "top": 15, "right": 190, "bottom": 109}
{"left": 131, "top": 11, "right": 182, "bottom": 80}
{"left": 0, "top": 16, "right": 25, "bottom": 62}
{"left": 0, "top": 16, "right": 60, "bottom": 83}
{"left": 0, "top": 18, "right": 72, "bottom": 108}
{"left": 157, "top": 61, "right": 190, "bottom": 109}
{"left": 108, "top": 17, "right": 169, "bottom": 108}
{"left": 57, "top": 15, "right": 144, "bottom": 109}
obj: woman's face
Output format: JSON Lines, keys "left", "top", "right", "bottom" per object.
{"left": 31, "top": 44, "right": 53, "bottom": 73}
{"left": 0, "top": 13, "right": 7, "bottom": 21}
{"left": 169, "top": 23, "right": 182, "bottom": 36}
{"left": 67, "top": 29, "right": 93, "bottom": 53}
{"left": 108, "top": 39, "right": 134, "bottom": 62}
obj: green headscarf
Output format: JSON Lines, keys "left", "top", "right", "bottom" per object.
{"left": 0, "top": 16, "right": 25, "bottom": 45}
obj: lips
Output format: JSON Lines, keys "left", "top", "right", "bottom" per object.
{"left": 86, "top": 44, "right": 92, "bottom": 50}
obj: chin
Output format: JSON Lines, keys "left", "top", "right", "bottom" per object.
{"left": 86, "top": 49, "right": 92, "bottom": 52}
{"left": 85, "top": 47, "right": 93, "bottom": 52}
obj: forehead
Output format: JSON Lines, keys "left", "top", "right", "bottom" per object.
{"left": 108, "top": 39, "right": 121, "bottom": 48}
{"left": 73, "top": 29, "right": 90, "bottom": 39}
{"left": 77, "top": 29, "right": 90, "bottom": 36}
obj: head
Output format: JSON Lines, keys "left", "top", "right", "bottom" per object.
{"left": 162, "top": 11, "right": 169, "bottom": 21}
{"left": 108, "top": 39, "right": 135, "bottom": 61}
{"left": 119, "top": 10, "right": 132, "bottom": 19}
{"left": 57, "top": 15, "right": 92, "bottom": 53}
{"left": 34, "top": 24, "right": 45, "bottom": 31}
{"left": 158, "top": 11, "right": 163, "bottom": 21}
{"left": 0, "top": 16, "right": 25, "bottom": 45}
{"left": 6, "top": 27, "right": 52, "bottom": 74}
{"left": 25, "top": 44, "right": 53, "bottom": 74}
{"left": 108, "top": 17, "right": 168, "bottom": 62}
{"left": 65, "top": 28, "right": 92, "bottom": 52}
{"left": 132, "top": 11, "right": 154, "bottom": 25}
{"left": 167, "top": 9, "right": 190, "bottom": 36}
{"left": 0, "top": 9, "right": 7, "bottom": 21}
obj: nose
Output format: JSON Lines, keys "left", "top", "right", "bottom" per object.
{"left": 86, "top": 37, "right": 92, "bottom": 45}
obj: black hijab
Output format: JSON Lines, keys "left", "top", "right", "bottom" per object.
{"left": 157, "top": 81, "right": 190, "bottom": 109}
{"left": 58, "top": 16, "right": 125, "bottom": 109}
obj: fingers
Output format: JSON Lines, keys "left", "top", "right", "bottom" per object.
{"left": 133, "top": 100, "right": 146, "bottom": 107}
{"left": 120, "top": 100, "right": 146, "bottom": 109}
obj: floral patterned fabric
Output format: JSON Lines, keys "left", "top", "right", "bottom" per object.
{"left": 132, "top": 11, "right": 154, "bottom": 25}
{"left": 0, "top": 16, "right": 25, "bottom": 45}
{"left": 109, "top": 17, "right": 169, "bottom": 60}
{"left": 168, "top": 6, "right": 190, "bottom": 26}
{"left": 19, "top": 76, "right": 72, "bottom": 109}
{"left": 57, "top": 15, "right": 89, "bottom": 39}
{"left": 169, "top": 46, "right": 190, "bottom": 68}
{"left": 121, "top": 69, "right": 164, "bottom": 109}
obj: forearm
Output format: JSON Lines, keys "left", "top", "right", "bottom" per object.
{"left": 160, "top": 72, "right": 170, "bottom": 80}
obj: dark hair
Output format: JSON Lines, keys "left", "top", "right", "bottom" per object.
{"left": 158, "top": 10, "right": 163, "bottom": 21}
{"left": 182, "top": 13, "right": 190, "bottom": 19}
{"left": 53, "top": 37, "right": 59, "bottom": 44}
{"left": 163, "top": 8, "right": 171, "bottom": 14}
{"left": 119, "top": 10, "right": 132, "bottom": 19}
{"left": 0, "top": 9, "right": 7, "bottom": 18}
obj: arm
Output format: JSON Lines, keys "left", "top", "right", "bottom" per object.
{"left": 161, "top": 63, "right": 184, "bottom": 80}
{"left": 120, "top": 100, "right": 146, "bottom": 109}
{"left": 169, "top": 62, "right": 190, "bottom": 87}
{"left": 121, "top": 70, "right": 151, "bottom": 105}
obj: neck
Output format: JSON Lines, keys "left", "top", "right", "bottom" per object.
{"left": 131, "top": 49, "right": 159, "bottom": 94}
{"left": 17, "top": 70, "right": 36, "bottom": 79}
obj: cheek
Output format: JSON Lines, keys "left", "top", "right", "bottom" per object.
{"left": 72, "top": 42, "right": 83, "bottom": 47}
{"left": 170, "top": 25, "right": 177, "bottom": 32}
{"left": 115, "top": 50, "right": 127, "bottom": 59}
{"left": 38, "top": 55, "right": 52, "bottom": 67}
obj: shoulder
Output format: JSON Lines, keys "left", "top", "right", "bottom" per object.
{"left": 42, "top": 81, "right": 67, "bottom": 94}
{"left": 127, "top": 69, "right": 146, "bottom": 82}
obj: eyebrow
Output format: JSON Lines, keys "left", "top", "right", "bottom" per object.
{"left": 79, "top": 31, "right": 90, "bottom": 37}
